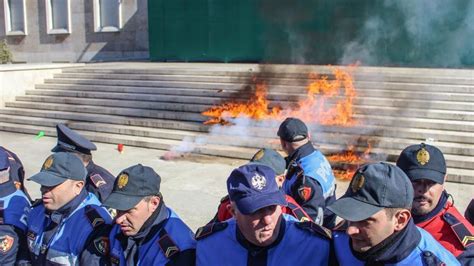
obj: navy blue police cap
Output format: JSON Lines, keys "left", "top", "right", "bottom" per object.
{"left": 249, "top": 148, "right": 286, "bottom": 176}
{"left": 0, "top": 149, "right": 9, "bottom": 171}
{"left": 227, "top": 163, "right": 287, "bottom": 215}
{"left": 104, "top": 164, "right": 161, "bottom": 211}
{"left": 328, "top": 162, "right": 413, "bottom": 222}
{"left": 396, "top": 143, "right": 446, "bottom": 185}
{"left": 28, "top": 152, "right": 87, "bottom": 187}
{"left": 51, "top": 124, "right": 97, "bottom": 155}
{"left": 277, "top": 117, "right": 308, "bottom": 142}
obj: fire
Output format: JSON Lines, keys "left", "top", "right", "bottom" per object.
{"left": 327, "top": 142, "right": 373, "bottom": 180}
{"left": 202, "top": 67, "right": 357, "bottom": 126}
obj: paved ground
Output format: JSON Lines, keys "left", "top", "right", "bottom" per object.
{"left": 0, "top": 131, "right": 472, "bottom": 231}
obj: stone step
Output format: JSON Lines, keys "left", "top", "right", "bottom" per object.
{"left": 45, "top": 78, "right": 474, "bottom": 94}
{"left": 0, "top": 121, "right": 471, "bottom": 184}
{"left": 34, "top": 83, "right": 474, "bottom": 102}
{"left": 5, "top": 101, "right": 474, "bottom": 133}
{"left": 18, "top": 94, "right": 474, "bottom": 122}
{"left": 0, "top": 111, "right": 472, "bottom": 146}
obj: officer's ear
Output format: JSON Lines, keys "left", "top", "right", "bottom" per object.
{"left": 146, "top": 196, "right": 160, "bottom": 212}
{"left": 72, "top": 180, "right": 85, "bottom": 195}
{"left": 393, "top": 209, "right": 411, "bottom": 232}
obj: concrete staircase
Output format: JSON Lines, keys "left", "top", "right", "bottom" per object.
{"left": 0, "top": 62, "right": 472, "bottom": 184}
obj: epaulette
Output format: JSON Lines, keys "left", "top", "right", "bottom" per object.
{"left": 333, "top": 220, "right": 348, "bottom": 231}
{"left": 442, "top": 212, "right": 474, "bottom": 249}
{"left": 421, "top": 251, "right": 444, "bottom": 266}
{"left": 158, "top": 228, "right": 180, "bottom": 259}
{"left": 295, "top": 221, "right": 332, "bottom": 240}
{"left": 85, "top": 205, "right": 105, "bottom": 228}
{"left": 195, "top": 222, "right": 228, "bottom": 240}
{"left": 31, "top": 199, "right": 42, "bottom": 207}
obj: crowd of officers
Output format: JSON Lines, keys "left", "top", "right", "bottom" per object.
{"left": 0, "top": 118, "right": 473, "bottom": 265}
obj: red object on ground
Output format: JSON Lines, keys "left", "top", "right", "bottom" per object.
{"left": 117, "top": 144, "right": 124, "bottom": 153}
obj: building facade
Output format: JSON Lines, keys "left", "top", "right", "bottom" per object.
{"left": 0, "top": 0, "right": 148, "bottom": 63}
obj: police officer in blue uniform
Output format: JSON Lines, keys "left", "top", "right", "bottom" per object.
{"left": 327, "top": 162, "right": 460, "bottom": 265}
{"left": 24, "top": 152, "right": 112, "bottom": 265}
{"left": 90, "top": 164, "right": 196, "bottom": 265}
{"left": 195, "top": 163, "right": 332, "bottom": 266}
{"left": 0, "top": 150, "right": 30, "bottom": 265}
{"left": 277, "top": 117, "right": 336, "bottom": 227}
{"left": 51, "top": 124, "right": 115, "bottom": 202}
{"left": 0, "top": 146, "right": 31, "bottom": 200}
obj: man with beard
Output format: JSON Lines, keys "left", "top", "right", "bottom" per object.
{"left": 195, "top": 163, "right": 331, "bottom": 265}
{"left": 328, "top": 162, "right": 459, "bottom": 265}
{"left": 397, "top": 143, "right": 474, "bottom": 264}
{"left": 277, "top": 117, "right": 336, "bottom": 228}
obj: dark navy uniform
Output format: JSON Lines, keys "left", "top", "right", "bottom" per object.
{"left": 332, "top": 220, "right": 460, "bottom": 265}
{"left": 283, "top": 142, "right": 336, "bottom": 227}
{"left": 196, "top": 215, "right": 331, "bottom": 265}
{"left": 52, "top": 124, "right": 115, "bottom": 202}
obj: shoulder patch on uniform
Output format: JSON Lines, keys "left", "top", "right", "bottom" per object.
{"left": 442, "top": 212, "right": 474, "bottom": 249}
{"left": 90, "top": 174, "right": 107, "bottom": 188}
{"left": 296, "top": 221, "right": 332, "bottom": 240}
{"left": 157, "top": 228, "right": 180, "bottom": 259}
{"left": 195, "top": 222, "right": 228, "bottom": 240}
{"left": 421, "top": 251, "right": 445, "bottom": 266}
{"left": 93, "top": 236, "right": 109, "bottom": 255}
{"left": 85, "top": 206, "right": 105, "bottom": 228}
{"left": 0, "top": 234, "right": 14, "bottom": 254}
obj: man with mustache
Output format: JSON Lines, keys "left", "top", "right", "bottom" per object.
{"left": 328, "top": 162, "right": 459, "bottom": 265}
{"left": 24, "top": 152, "right": 112, "bottom": 265}
{"left": 397, "top": 143, "right": 474, "bottom": 264}
{"left": 196, "top": 163, "right": 331, "bottom": 265}
{"left": 94, "top": 164, "right": 196, "bottom": 265}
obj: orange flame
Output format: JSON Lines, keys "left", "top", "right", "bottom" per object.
{"left": 202, "top": 67, "right": 357, "bottom": 126}
{"left": 327, "top": 142, "right": 373, "bottom": 180}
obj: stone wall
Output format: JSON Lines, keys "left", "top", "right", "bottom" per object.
{"left": 0, "top": 0, "right": 149, "bottom": 63}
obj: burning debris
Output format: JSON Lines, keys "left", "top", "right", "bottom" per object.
{"left": 201, "top": 66, "right": 373, "bottom": 180}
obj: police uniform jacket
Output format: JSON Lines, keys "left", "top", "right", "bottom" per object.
{"left": 332, "top": 219, "right": 460, "bottom": 265}
{"left": 0, "top": 146, "right": 31, "bottom": 200}
{"left": 195, "top": 214, "right": 331, "bottom": 266}
{"left": 26, "top": 190, "right": 112, "bottom": 265}
{"left": 283, "top": 142, "right": 336, "bottom": 227}
{"left": 414, "top": 191, "right": 474, "bottom": 264}
{"left": 0, "top": 182, "right": 30, "bottom": 265}
{"left": 108, "top": 202, "right": 196, "bottom": 266}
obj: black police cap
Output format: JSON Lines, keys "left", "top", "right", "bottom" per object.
{"left": 277, "top": 117, "right": 308, "bottom": 142}
{"left": 51, "top": 124, "right": 97, "bottom": 155}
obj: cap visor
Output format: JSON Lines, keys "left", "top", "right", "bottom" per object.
{"left": 28, "top": 172, "right": 66, "bottom": 187}
{"left": 235, "top": 190, "right": 287, "bottom": 215}
{"left": 103, "top": 192, "right": 143, "bottom": 211}
{"left": 406, "top": 168, "right": 445, "bottom": 184}
{"left": 327, "top": 197, "right": 383, "bottom": 222}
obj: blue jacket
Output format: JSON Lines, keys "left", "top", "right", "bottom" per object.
{"left": 196, "top": 214, "right": 331, "bottom": 265}
{"left": 109, "top": 206, "right": 196, "bottom": 265}
{"left": 333, "top": 224, "right": 460, "bottom": 265}
{"left": 26, "top": 192, "right": 112, "bottom": 265}
{"left": 0, "top": 184, "right": 30, "bottom": 265}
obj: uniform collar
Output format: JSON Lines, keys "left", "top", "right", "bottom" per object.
{"left": 412, "top": 190, "right": 449, "bottom": 224}
{"left": 285, "top": 142, "right": 315, "bottom": 166}
{"left": 351, "top": 219, "right": 421, "bottom": 264}
{"left": 47, "top": 188, "right": 88, "bottom": 224}
{"left": 86, "top": 160, "right": 95, "bottom": 172}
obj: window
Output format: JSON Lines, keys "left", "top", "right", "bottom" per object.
{"left": 93, "top": 0, "right": 122, "bottom": 32}
{"left": 45, "top": 0, "right": 71, "bottom": 34}
{"left": 3, "top": 0, "right": 27, "bottom": 35}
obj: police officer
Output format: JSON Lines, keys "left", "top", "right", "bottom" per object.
{"left": 466, "top": 199, "right": 474, "bottom": 225}
{"left": 196, "top": 163, "right": 331, "bottom": 265}
{"left": 96, "top": 164, "right": 196, "bottom": 265}
{"left": 0, "top": 146, "right": 31, "bottom": 200}
{"left": 328, "top": 162, "right": 459, "bottom": 265}
{"left": 25, "top": 152, "right": 112, "bottom": 265}
{"left": 210, "top": 148, "right": 311, "bottom": 224}
{"left": 0, "top": 150, "right": 30, "bottom": 265}
{"left": 397, "top": 143, "right": 474, "bottom": 264}
{"left": 277, "top": 117, "right": 336, "bottom": 227}
{"left": 51, "top": 124, "right": 115, "bottom": 202}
